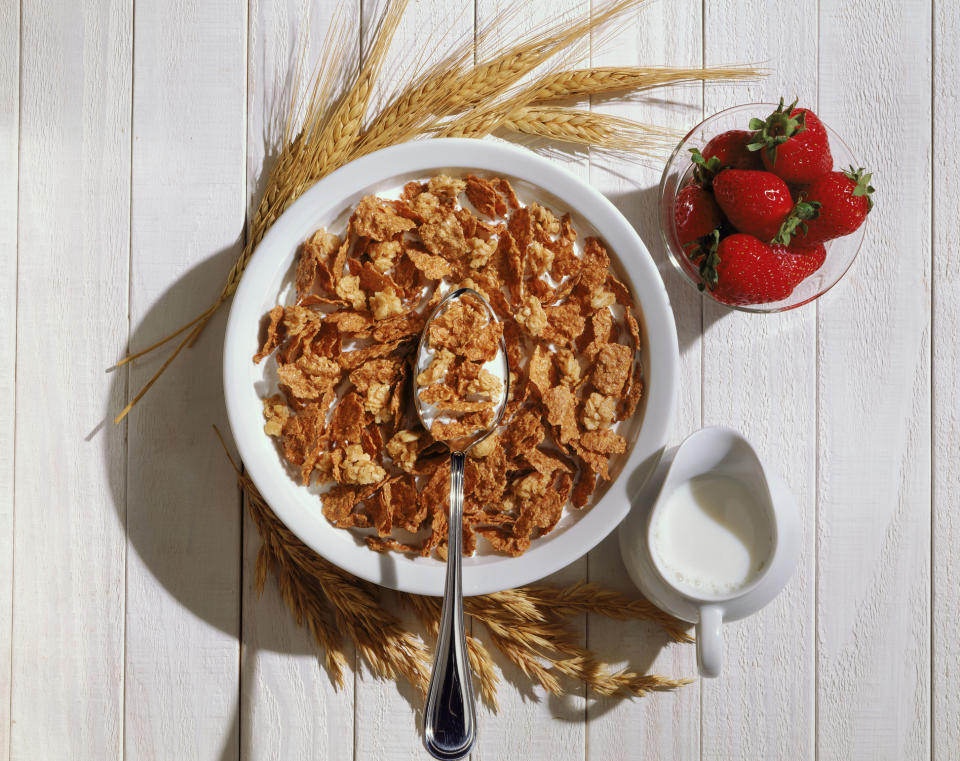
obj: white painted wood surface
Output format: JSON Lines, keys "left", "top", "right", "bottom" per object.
{"left": 933, "top": 2, "right": 959, "bottom": 758}
{"left": 3, "top": 1, "right": 944, "bottom": 759}
{"left": 12, "top": 2, "right": 131, "bottom": 760}
{"left": 816, "top": 1, "right": 931, "bottom": 758}
{"left": 0, "top": 1, "right": 18, "bottom": 759}
{"left": 125, "top": 1, "right": 247, "bottom": 760}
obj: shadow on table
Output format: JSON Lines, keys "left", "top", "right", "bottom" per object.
{"left": 606, "top": 182, "right": 726, "bottom": 359}
{"left": 98, "top": 246, "right": 346, "bottom": 758}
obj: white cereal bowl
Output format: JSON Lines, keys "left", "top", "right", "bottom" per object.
{"left": 223, "top": 138, "right": 679, "bottom": 596}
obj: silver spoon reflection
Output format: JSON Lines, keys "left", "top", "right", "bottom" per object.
{"left": 414, "top": 287, "right": 510, "bottom": 761}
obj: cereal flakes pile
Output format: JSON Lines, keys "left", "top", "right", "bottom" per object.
{"left": 416, "top": 292, "right": 505, "bottom": 442}
{"left": 254, "top": 174, "right": 643, "bottom": 558}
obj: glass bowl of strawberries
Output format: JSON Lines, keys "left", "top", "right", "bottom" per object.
{"left": 659, "top": 100, "right": 875, "bottom": 312}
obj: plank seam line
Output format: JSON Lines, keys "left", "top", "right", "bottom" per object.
{"left": 8, "top": 0, "right": 22, "bottom": 754}
{"left": 813, "top": 1, "right": 821, "bottom": 759}
{"left": 122, "top": 1, "right": 136, "bottom": 759}
{"left": 929, "top": 2, "right": 936, "bottom": 758}
{"left": 237, "top": 1, "right": 251, "bottom": 760}
{"left": 698, "top": 0, "right": 705, "bottom": 758}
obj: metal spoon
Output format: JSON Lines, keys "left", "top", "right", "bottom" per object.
{"left": 414, "top": 287, "right": 510, "bottom": 760}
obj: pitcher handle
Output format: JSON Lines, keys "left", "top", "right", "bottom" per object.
{"left": 696, "top": 604, "right": 723, "bottom": 678}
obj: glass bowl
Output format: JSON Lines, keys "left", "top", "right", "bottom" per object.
{"left": 658, "top": 103, "right": 867, "bottom": 313}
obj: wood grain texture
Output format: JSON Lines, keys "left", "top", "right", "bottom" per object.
{"left": 700, "top": 2, "right": 818, "bottom": 759}
{"left": 817, "top": 0, "right": 932, "bottom": 759}
{"left": 11, "top": 2, "right": 131, "bottom": 759}
{"left": 584, "top": 0, "right": 701, "bottom": 757}
{"left": 933, "top": 1, "right": 958, "bottom": 756}
{"left": 0, "top": 1, "right": 17, "bottom": 759}
{"left": 240, "top": 2, "right": 358, "bottom": 759}
{"left": 124, "top": 1, "right": 246, "bottom": 759}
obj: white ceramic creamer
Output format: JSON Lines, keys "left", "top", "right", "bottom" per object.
{"left": 619, "top": 427, "right": 800, "bottom": 678}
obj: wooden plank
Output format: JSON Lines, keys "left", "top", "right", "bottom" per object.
{"left": 0, "top": 1, "right": 18, "bottom": 759}
{"left": 816, "top": 0, "right": 932, "bottom": 759}
{"left": 10, "top": 2, "right": 131, "bottom": 759}
{"left": 124, "top": 0, "right": 247, "bottom": 758}
{"left": 585, "top": 0, "right": 701, "bottom": 757}
{"left": 347, "top": 2, "right": 475, "bottom": 758}
{"left": 933, "top": 0, "right": 960, "bottom": 755}
{"left": 470, "top": 2, "right": 588, "bottom": 760}
{"left": 240, "top": 3, "right": 358, "bottom": 759}
{"left": 700, "top": 1, "right": 818, "bottom": 758}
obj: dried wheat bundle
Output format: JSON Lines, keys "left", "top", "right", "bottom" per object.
{"left": 113, "top": 0, "right": 760, "bottom": 421}
{"left": 218, "top": 431, "right": 691, "bottom": 709}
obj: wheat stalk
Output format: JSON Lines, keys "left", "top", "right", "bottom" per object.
{"left": 499, "top": 106, "right": 678, "bottom": 153}
{"left": 356, "top": 0, "right": 640, "bottom": 156}
{"left": 525, "top": 65, "right": 763, "bottom": 102}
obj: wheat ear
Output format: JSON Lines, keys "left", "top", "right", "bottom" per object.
{"left": 500, "top": 106, "right": 678, "bottom": 153}
{"left": 525, "top": 65, "right": 764, "bottom": 102}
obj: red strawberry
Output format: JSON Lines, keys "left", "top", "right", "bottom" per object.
{"left": 712, "top": 169, "right": 794, "bottom": 242}
{"left": 747, "top": 98, "right": 833, "bottom": 185}
{"left": 689, "top": 131, "right": 763, "bottom": 185}
{"left": 696, "top": 233, "right": 794, "bottom": 305}
{"left": 794, "top": 167, "right": 875, "bottom": 245}
{"left": 692, "top": 233, "right": 794, "bottom": 305}
{"left": 703, "top": 129, "right": 764, "bottom": 171}
{"left": 771, "top": 242, "right": 827, "bottom": 288}
{"left": 675, "top": 184, "right": 723, "bottom": 247}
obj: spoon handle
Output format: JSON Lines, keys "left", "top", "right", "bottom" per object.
{"left": 423, "top": 451, "right": 476, "bottom": 760}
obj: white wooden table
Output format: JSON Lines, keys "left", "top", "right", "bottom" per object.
{"left": 2, "top": 0, "right": 948, "bottom": 758}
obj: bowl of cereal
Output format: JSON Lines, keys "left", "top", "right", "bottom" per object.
{"left": 223, "top": 138, "right": 679, "bottom": 596}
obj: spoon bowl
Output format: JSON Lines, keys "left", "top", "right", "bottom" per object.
{"left": 413, "top": 287, "right": 511, "bottom": 453}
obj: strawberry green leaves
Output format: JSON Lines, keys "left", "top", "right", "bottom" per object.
{"left": 689, "top": 148, "right": 723, "bottom": 186}
{"left": 773, "top": 197, "right": 822, "bottom": 246}
{"left": 683, "top": 228, "right": 721, "bottom": 291}
{"left": 845, "top": 166, "right": 876, "bottom": 211}
{"left": 747, "top": 97, "right": 806, "bottom": 164}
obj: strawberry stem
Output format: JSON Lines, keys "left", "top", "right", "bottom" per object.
{"left": 746, "top": 97, "right": 806, "bottom": 165}
{"left": 844, "top": 165, "right": 876, "bottom": 211}
{"left": 773, "top": 196, "right": 821, "bottom": 246}
{"left": 689, "top": 148, "right": 723, "bottom": 186}
{"left": 684, "top": 228, "right": 721, "bottom": 291}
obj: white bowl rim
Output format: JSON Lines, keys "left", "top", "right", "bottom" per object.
{"left": 223, "top": 137, "right": 679, "bottom": 596}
